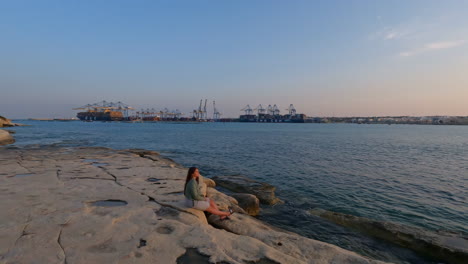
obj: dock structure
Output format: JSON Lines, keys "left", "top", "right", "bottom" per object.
{"left": 136, "top": 108, "right": 160, "bottom": 121}
{"left": 190, "top": 99, "right": 215, "bottom": 121}
{"left": 240, "top": 104, "right": 307, "bottom": 123}
{"left": 134, "top": 108, "right": 186, "bottom": 121}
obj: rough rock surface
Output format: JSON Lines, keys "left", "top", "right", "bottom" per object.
{"left": 0, "top": 130, "right": 15, "bottom": 145}
{"left": 0, "top": 116, "right": 13, "bottom": 127}
{"left": 203, "top": 177, "right": 216, "bottom": 188}
{"left": 0, "top": 145, "right": 388, "bottom": 264}
{"left": 206, "top": 187, "right": 246, "bottom": 214}
{"left": 310, "top": 209, "right": 468, "bottom": 264}
{"left": 212, "top": 175, "right": 283, "bottom": 205}
{"left": 208, "top": 213, "right": 387, "bottom": 264}
{"left": 231, "top": 193, "right": 260, "bottom": 216}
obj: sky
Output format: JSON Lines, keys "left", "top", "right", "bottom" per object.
{"left": 1, "top": 0, "right": 468, "bottom": 118}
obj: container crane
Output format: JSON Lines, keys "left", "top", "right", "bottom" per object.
{"left": 273, "top": 104, "right": 280, "bottom": 115}
{"left": 254, "top": 104, "right": 266, "bottom": 115}
{"left": 213, "top": 101, "right": 221, "bottom": 120}
{"left": 267, "top": 105, "right": 274, "bottom": 115}
{"left": 241, "top": 105, "right": 253, "bottom": 115}
{"left": 286, "top": 104, "right": 296, "bottom": 116}
{"left": 202, "top": 99, "right": 208, "bottom": 120}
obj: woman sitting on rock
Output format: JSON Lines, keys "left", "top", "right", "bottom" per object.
{"left": 184, "top": 167, "right": 232, "bottom": 220}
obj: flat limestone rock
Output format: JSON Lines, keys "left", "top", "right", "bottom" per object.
{"left": 0, "top": 146, "right": 389, "bottom": 264}
{"left": 212, "top": 175, "right": 283, "bottom": 205}
{"left": 208, "top": 213, "right": 387, "bottom": 264}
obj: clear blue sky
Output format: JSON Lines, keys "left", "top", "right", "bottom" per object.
{"left": 1, "top": 0, "right": 468, "bottom": 118}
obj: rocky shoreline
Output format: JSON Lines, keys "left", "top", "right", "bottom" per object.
{"left": 0, "top": 116, "right": 25, "bottom": 145}
{"left": 310, "top": 209, "right": 467, "bottom": 264}
{"left": 0, "top": 145, "right": 387, "bottom": 264}
{"left": 0, "top": 130, "right": 15, "bottom": 145}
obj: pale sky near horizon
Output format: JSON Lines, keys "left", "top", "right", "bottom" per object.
{"left": 1, "top": 0, "right": 468, "bottom": 119}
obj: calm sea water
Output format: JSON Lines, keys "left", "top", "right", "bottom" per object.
{"left": 8, "top": 120, "right": 468, "bottom": 263}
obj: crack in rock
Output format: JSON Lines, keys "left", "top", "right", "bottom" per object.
{"left": 57, "top": 220, "right": 71, "bottom": 264}
{"left": 56, "top": 169, "right": 62, "bottom": 181}
{"left": 141, "top": 156, "right": 158, "bottom": 161}
{"left": 16, "top": 160, "right": 31, "bottom": 174}
{"left": 99, "top": 167, "right": 123, "bottom": 187}
{"left": 69, "top": 177, "right": 115, "bottom": 181}
{"left": 14, "top": 223, "right": 30, "bottom": 246}
{"left": 57, "top": 227, "right": 67, "bottom": 264}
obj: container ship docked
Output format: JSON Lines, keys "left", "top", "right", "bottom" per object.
{"left": 73, "top": 100, "right": 189, "bottom": 122}
{"left": 239, "top": 104, "right": 307, "bottom": 123}
{"left": 73, "top": 100, "right": 307, "bottom": 123}
{"left": 73, "top": 101, "right": 133, "bottom": 121}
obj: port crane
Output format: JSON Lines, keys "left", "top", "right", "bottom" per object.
{"left": 195, "top": 99, "right": 203, "bottom": 119}
{"left": 267, "top": 105, "right": 274, "bottom": 115}
{"left": 191, "top": 99, "right": 208, "bottom": 119}
{"left": 192, "top": 100, "right": 200, "bottom": 119}
{"left": 73, "top": 104, "right": 94, "bottom": 111}
{"left": 114, "top": 101, "right": 134, "bottom": 117}
{"left": 174, "top": 109, "right": 182, "bottom": 119}
{"left": 202, "top": 99, "right": 208, "bottom": 120}
{"left": 74, "top": 101, "right": 134, "bottom": 118}
{"left": 241, "top": 105, "right": 253, "bottom": 115}
{"left": 254, "top": 104, "right": 266, "bottom": 115}
{"left": 286, "top": 104, "right": 296, "bottom": 116}
{"left": 213, "top": 101, "right": 221, "bottom": 120}
{"left": 272, "top": 104, "right": 280, "bottom": 115}
{"left": 162, "top": 108, "right": 170, "bottom": 119}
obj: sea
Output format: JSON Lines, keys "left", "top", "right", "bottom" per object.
{"left": 8, "top": 120, "right": 468, "bottom": 263}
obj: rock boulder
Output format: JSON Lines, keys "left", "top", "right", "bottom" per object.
{"left": 212, "top": 175, "right": 283, "bottom": 205}
{"left": 231, "top": 193, "right": 260, "bottom": 216}
{"left": 0, "top": 116, "right": 13, "bottom": 127}
{"left": 206, "top": 187, "right": 245, "bottom": 214}
{"left": 203, "top": 177, "right": 216, "bottom": 188}
{"left": 0, "top": 130, "right": 15, "bottom": 145}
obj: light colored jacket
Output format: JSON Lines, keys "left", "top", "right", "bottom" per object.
{"left": 184, "top": 179, "right": 205, "bottom": 201}
{"left": 198, "top": 175, "right": 208, "bottom": 197}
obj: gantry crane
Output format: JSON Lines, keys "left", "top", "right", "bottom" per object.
{"left": 286, "top": 104, "right": 296, "bottom": 116}
{"left": 267, "top": 105, "right": 274, "bottom": 115}
{"left": 273, "top": 104, "right": 280, "bottom": 115}
{"left": 213, "top": 101, "right": 221, "bottom": 120}
{"left": 254, "top": 104, "right": 266, "bottom": 115}
{"left": 202, "top": 99, "right": 208, "bottom": 120}
{"left": 241, "top": 105, "right": 253, "bottom": 115}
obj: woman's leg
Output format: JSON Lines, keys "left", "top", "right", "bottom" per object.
{"left": 209, "top": 199, "right": 220, "bottom": 211}
{"left": 205, "top": 204, "right": 231, "bottom": 217}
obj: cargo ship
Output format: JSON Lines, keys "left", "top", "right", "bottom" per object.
{"left": 239, "top": 104, "right": 307, "bottom": 123}
{"left": 73, "top": 101, "right": 133, "bottom": 121}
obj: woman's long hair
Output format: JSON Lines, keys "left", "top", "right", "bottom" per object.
{"left": 184, "top": 167, "right": 199, "bottom": 193}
